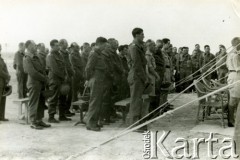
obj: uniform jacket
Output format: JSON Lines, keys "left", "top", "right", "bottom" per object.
{"left": 85, "top": 48, "right": 107, "bottom": 81}
{"left": 46, "top": 50, "right": 66, "bottom": 85}
{"left": 215, "top": 51, "right": 227, "bottom": 70}
{"left": 191, "top": 50, "right": 203, "bottom": 70}
{"left": 37, "top": 51, "right": 47, "bottom": 70}
{"left": 69, "top": 51, "right": 84, "bottom": 79}
{"left": 59, "top": 50, "right": 74, "bottom": 78}
{"left": 128, "top": 40, "right": 147, "bottom": 84}
{"left": 103, "top": 48, "right": 123, "bottom": 84}
{"left": 23, "top": 51, "right": 47, "bottom": 87}
{"left": 0, "top": 54, "right": 10, "bottom": 86}
{"left": 14, "top": 51, "right": 25, "bottom": 73}
{"left": 201, "top": 52, "right": 215, "bottom": 72}
{"left": 177, "top": 53, "right": 192, "bottom": 71}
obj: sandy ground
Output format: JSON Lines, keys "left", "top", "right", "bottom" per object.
{"left": 0, "top": 53, "right": 238, "bottom": 160}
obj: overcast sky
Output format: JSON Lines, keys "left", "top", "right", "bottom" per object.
{"left": 0, "top": 0, "right": 239, "bottom": 53}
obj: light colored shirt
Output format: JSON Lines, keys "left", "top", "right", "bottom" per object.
{"left": 227, "top": 51, "right": 240, "bottom": 71}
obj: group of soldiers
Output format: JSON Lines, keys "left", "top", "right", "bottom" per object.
{"left": 0, "top": 27, "right": 231, "bottom": 132}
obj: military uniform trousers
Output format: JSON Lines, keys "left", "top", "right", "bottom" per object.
{"left": 28, "top": 81, "right": 45, "bottom": 124}
{"left": 127, "top": 78, "right": 146, "bottom": 125}
{"left": 16, "top": 71, "right": 28, "bottom": 98}
{"left": 72, "top": 74, "right": 83, "bottom": 102}
{"left": 0, "top": 80, "right": 6, "bottom": 120}
{"left": 48, "top": 82, "right": 66, "bottom": 117}
{"left": 85, "top": 71, "right": 105, "bottom": 127}
{"left": 62, "top": 79, "right": 72, "bottom": 113}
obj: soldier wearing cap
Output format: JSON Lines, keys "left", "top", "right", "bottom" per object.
{"left": 13, "top": 42, "right": 28, "bottom": 98}
{"left": 127, "top": 28, "right": 148, "bottom": 131}
{"left": 59, "top": 39, "right": 74, "bottom": 118}
{"left": 118, "top": 45, "right": 130, "bottom": 100}
{"left": 0, "top": 44, "right": 11, "bottom": 121}
{"left": 160, "top": 39, "right": 174, "bottom": 110}
{"left": 177, "top": 47, "right": 193, "bottom": 92}
{"left": 46, "top": 39, "right": 70, "bottom": 123}
{"left": 69, "top": 42, "right": 84, "bottom": 103}
{"left": 23, "top": 40, "right": 50, "bottom": 129}
{"left": 191, "top": 44, "right": 204, "bottom": 79}
{"left": 200, "top": 45, "right": 215, "bottom": 81}
{"left": 216, "top": 45, "right": 228, "bottom": 83}
{"left": 84, "top": 37, "right": 108, "bottom": 131}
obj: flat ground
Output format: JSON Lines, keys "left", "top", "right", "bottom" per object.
{"left": 0, "top": 53, "right": 238, "bottom": 160}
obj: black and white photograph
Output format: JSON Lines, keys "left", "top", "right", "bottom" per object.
{"left": 0, "top": 0, "right": 240, "bottom": 159}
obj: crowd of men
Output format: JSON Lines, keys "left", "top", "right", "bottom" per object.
{"left": 0, "top": 28, "right": 238, "bottom": 133}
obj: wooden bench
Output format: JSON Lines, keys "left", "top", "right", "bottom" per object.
{"left": 71, "top": 100, "right": 88, "bottom": 126}
{"left": 114, "top": 96, "right": 150, "bottom": 122}
{"left": 13, "top": 98, "right": 30, "bottom": 124}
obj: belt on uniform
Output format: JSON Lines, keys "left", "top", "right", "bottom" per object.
{"left": 165, "top": 65, "right": 170, "bottom": 68}
{"left": 229, "top": 70, "right": 236, "bottom": 72}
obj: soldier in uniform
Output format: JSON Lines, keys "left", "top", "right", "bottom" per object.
{"left": 118, "top": 45, "right": 130, "bottom": 100}
{"left": 226, "top": 37, "right": 240, "bottom": 156}
{"left": 177, "top": 47, "right": 193, "bottom": 92}
{"left": 69, "top": 42, "right": 84, "bottom": 103}
{"left": 160, "top": 39, "right": 174, "bottom": 110}
{"left": 59, "top": 39, "right": 75, "bottom": 117}
{"left": 201, "top": 45, "right": 215, "bottom": 81}
{"left": 127, "top": 28, "right": 148, "bottom": 131}
{"left": 37, "top": 43, "right": 47, "bottom": 70}
{"left": 23, "top": 40, "right": 50, "bottom": 129}
{"left": 216, "top": 45, "right": 228, "bottom": 83}
{"left": 46, "top": 39, "right": 70, "bottom": 123}
{"left": 84, "top": 37, "right": 108, "bottom": 131}
{"left": 153, "top": 39, "right": 165, "bottom": 111}
{"left": 14, "top": 42, "right": 28, "bottom": 98}
{"left": 191, "top": 49, "right": 203, "bottom": 80}
{"left": 0, "top": 44, "right": 11, "bottom": 121}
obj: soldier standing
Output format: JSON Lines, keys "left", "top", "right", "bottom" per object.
{"left": 69, "top": 42, "right": 84, "bottom": 103}
{"left": 23, "top": 40, "right": 50, "bottom": 129}
{"left": 84, "top": 37, "right": 108, "bottom": 131}
{"left": 127, "top": 28, "right": 148, "bottom": 131}
{"left": 0, "top": 44, "right": 11, "bottom": 121}
{"left": 118, "top": 45, "right": 130, "bottom": 100}
{"left": 59, "top": 39, "right": 75, "bottom": 117}
{"left": 14, "top": 42, "right": 28, "bottom": 98}
{"left": 201, "top": 45, "right": 215, "bottom": 81}
{"left": 216, "top": 45, "right": 228, "bottom": 83}
{"left": 153, "top": 40, "right": 165, "bottom": 110}
{"left": 46, "top": 40, "right": 70, "bottom": 123}
{"left": 177, "top": 47, "right": 193, "bottom": 92}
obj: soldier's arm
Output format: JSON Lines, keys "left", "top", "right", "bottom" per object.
{"left": 0, "top": 66, "right": 10, "bottom": 80}
{"left": 23, "top": 57, "right": 46, "bottom": 82}
{"left": 47, "top": 55, "right": 65, "bottom": 79}
{"left": 85, "top": 52, "right": 98, "bottom": 80}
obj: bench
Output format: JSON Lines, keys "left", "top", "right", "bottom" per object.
{"left": 72, "top": 100, "right": 88, "bottom": 126}
{"left": 13, "top": 98, "right": 29, "bottom": 124}
{"left": 114, "top": 96, "right": 150, "bottom": 122}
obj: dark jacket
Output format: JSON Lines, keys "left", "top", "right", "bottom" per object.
{"left": 46, "top": 50, "right": 66, "bottom": 85}
{"left": 23, "top": 52, "right": 47, "bottom": 87}
{"left": 128, "top": 40, "right": 147, "bottom": 84}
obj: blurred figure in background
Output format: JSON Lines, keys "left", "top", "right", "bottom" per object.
{"left": 13, "top": 42, "right": 28, "bottom": 98}
{"left": 0, "top": 44, "right": 11, "bottom": 121}
{"left": 215, "top": 45, "right": 228, "bottom": 84}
